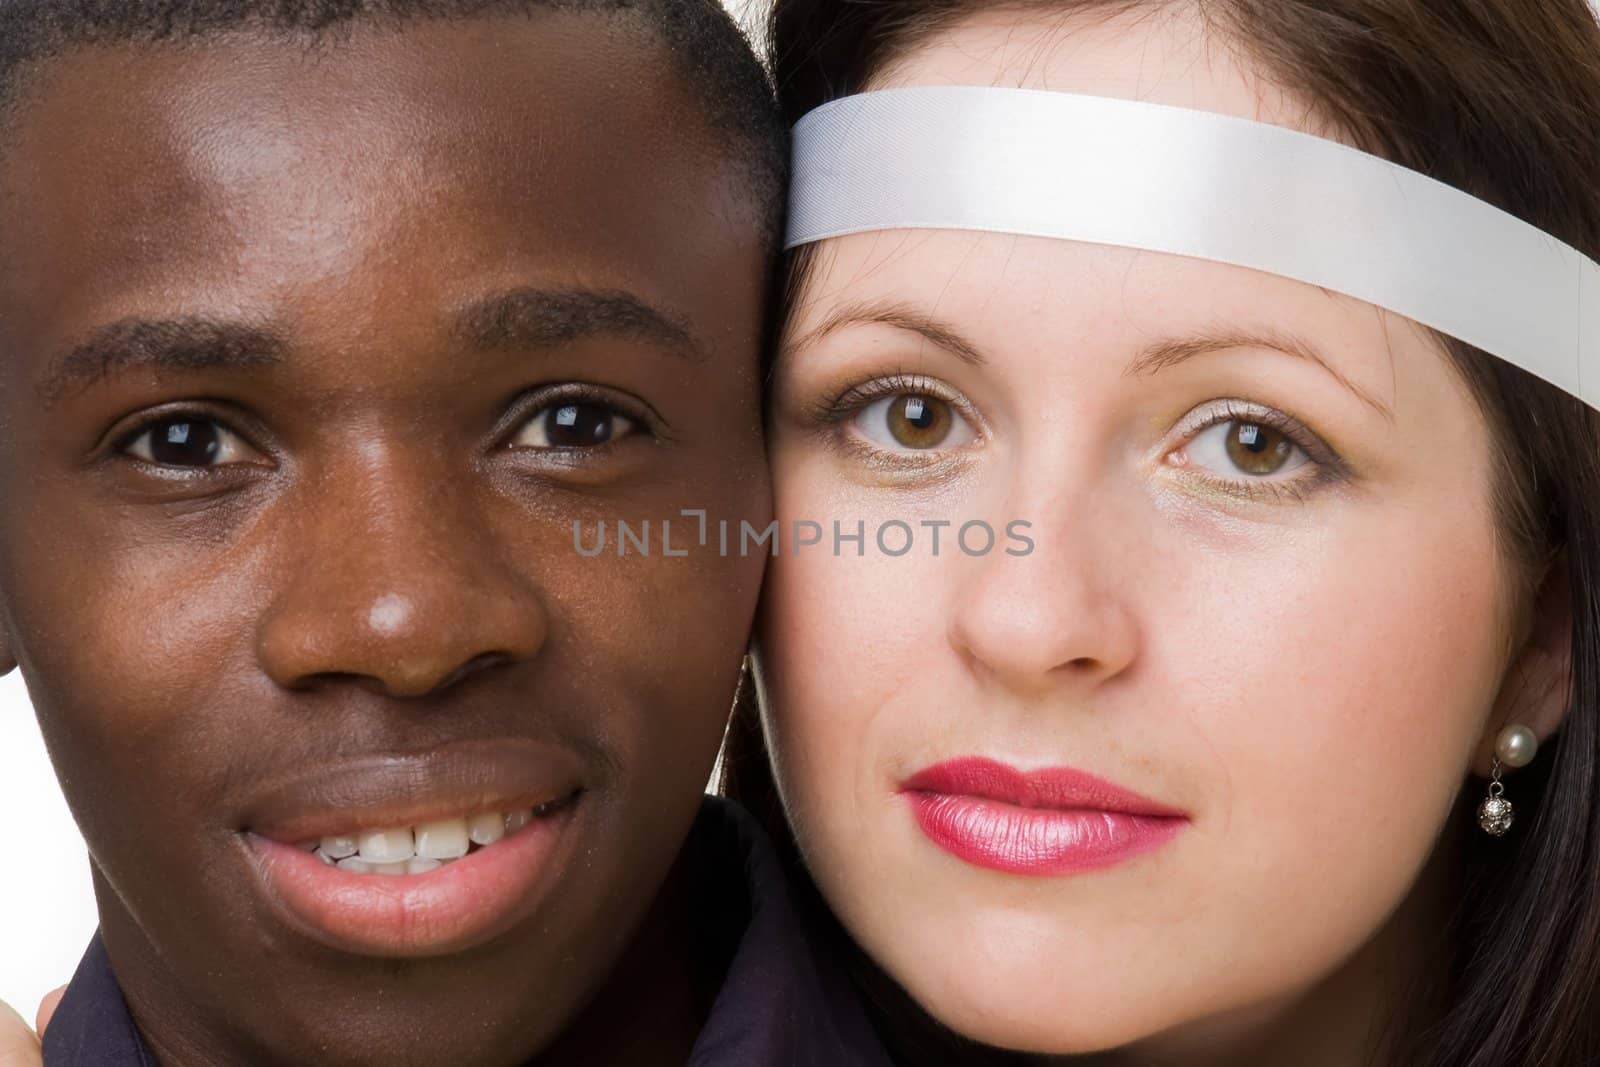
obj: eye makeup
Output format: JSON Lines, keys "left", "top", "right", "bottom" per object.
{"left": 1163, "top": 398, "right": 1354, "bottom": 505}
{"left": 788, "top": 369, "right": 986, "bottom": 484}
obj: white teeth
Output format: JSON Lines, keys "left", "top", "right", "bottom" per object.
{"left": 320, "top": 835, "right": 359, "bottom": 860}
{"left": 310, "top": 803, "right": 557, "bottom": 875}
{"left": 358, "top": 828, "right": 415, "bottom": 864}
{"left": 468, "top": 812, "right": 505, "bottom": 846}
{"left": 414, "top": 818, "right": 470, "bottom": 860}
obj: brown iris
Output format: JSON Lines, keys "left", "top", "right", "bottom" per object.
{"left": 1225, "top": 420, "right": 1295, "bottom": 475}
{"left": 886, "top": 394, "right": 953, "bottom": 449}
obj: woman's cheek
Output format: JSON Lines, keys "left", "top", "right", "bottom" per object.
{"left": 1180, "top": 531, "right": 1506, "bottom": 969}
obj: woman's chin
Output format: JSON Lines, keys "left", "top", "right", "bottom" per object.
{"left": 872, "top": 941, "right": 1194, "bottom": 1056}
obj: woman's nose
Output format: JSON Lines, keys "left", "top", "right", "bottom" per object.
{"left": 948, "top": 484, "right": 1141, "bottom": 694}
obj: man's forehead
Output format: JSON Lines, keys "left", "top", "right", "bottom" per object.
{"left": 0, "top": 15, "right": 763, "bottom": 382}
{"left": 2, "top": 15, "right": 685, "bottom": 168}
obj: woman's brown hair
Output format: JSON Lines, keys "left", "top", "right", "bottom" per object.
{"left": 723, "top": 2, "right": 1600, "bottom": 1063}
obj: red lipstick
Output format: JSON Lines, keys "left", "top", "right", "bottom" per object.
{"left": 901, "top": 757, "right": 1186, "bottom": 876}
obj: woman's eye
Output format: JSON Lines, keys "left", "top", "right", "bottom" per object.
{"left": 853, "top": 393, "right": 974, "bottom": 452}
{"left": 1186, "top": 419, "right": 1310, "bottom": 478}
{"left": 512, "top": 401, "right": 637, "bottom": 449}
{"left": 123, "top": 417, "right": 251, "bottom": 467}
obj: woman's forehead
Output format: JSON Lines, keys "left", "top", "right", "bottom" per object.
{"left": 871, "top": 5, "right": 1346, "bottom": 144}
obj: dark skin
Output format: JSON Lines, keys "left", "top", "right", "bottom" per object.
{"left": 0, "top": 14, "right": 770, "bottom": 1067}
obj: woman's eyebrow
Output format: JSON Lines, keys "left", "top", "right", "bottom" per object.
{"left": 1126, "top": 328, "right": 1395, "bottom": 420}
{"left": 38, "top": 317, "right": 286, "bottom": 404}
{"left": 452, "top": 287, "right": 703, "bottom": 361}
{"left": 784, "top": 299, "right": 987, "bottom": 367}
{"left": 786, "top": 301, "right": 1392, "bottom": 418}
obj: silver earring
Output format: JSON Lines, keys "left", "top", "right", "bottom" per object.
{"left": 1477, "top": 759, "right": 1514, "bottom": 836}
{"left": 1477, "top": 724, "right": 1538, "bottom": 836}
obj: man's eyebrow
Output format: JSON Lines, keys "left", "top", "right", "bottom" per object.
{"left": 1126, "top": 327, "right": 1394, "bottom": 420}
{"left": 784, "top": 299, "right": 987, "bottom": 367}
{"left": 39, "top": 318, "right": 287, "bottom": 403}
{"left": 454, "top": 288, "right": 702, "bottom": 360}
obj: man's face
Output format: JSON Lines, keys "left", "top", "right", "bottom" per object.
{"left": 0, "top": 15, "right": 770, "bottom": 1064}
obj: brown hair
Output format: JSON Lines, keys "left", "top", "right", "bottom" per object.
{"left": 723, "top": 2, "right": 1600, "bottom": 1063}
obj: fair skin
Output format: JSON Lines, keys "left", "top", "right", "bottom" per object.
{"left": 757, "top": 6, "right": 1571, "bottom": 1065}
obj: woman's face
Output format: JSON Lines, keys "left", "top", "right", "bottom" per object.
{"left": 760, "top": 8, "right": 1524, "bottom": 1055}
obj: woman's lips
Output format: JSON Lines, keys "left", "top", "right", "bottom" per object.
{"left": 901, "top": 757, "right": 1187, "bottom": 876}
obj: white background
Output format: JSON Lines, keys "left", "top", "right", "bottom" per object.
{"left": 0, "top": 672, "right": 99, "bottom": 1023}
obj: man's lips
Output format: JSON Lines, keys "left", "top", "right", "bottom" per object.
{"left": 238, "top": 739, "right": 585, "bottom": 842}
{"left": 247, "top": 801, "right": 577, "bottom": 958}
{"left": 900, "top": 756, "right": 1187, "bottom": 876}
{"left": 235, "top": 739, "right": 589, "bottom": 957}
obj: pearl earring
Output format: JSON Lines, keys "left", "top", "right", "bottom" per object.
{"left": 1477, "top": 724, "right": 1538, "bottom": 836}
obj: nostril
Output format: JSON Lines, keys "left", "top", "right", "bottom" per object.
{"left": 291, "top": 652, "right": 513, "bottom": 698}
{"left": 435, "top": 651, "right": 515, "bottom": 691}
{"left": 290, "top": 669, "right": 367, "bottom": 694}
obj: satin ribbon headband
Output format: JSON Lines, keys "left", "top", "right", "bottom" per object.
{"left": 786, "top": 86, "right": 1600, "bottom": 413}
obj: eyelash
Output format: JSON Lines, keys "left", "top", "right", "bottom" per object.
{"left": 111, "top": 386, "right": 654, "bottom": 471}
{"left": 110, "top": 404, "right": 265, "bottom": 476}
{"left": 804, "top": 374, "right": 1348, "bottom": 503}
{"left": 812, "top": 371, "right": 972, "bottom": 428}
{"left": 805, "top": 371, "right": 982, "bottom": 456}
{"left": 500, "top": 384, "right": 656, "bottom": 451}
{"left": 1172, "top": 399, "right": 1349, "bottom": 503}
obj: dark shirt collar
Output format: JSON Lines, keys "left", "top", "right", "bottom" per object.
{"left": 686, "top": 797, "right": 892, "bottom": 1067}
{"left": 40, "top": 933, "right": 151, "bottom": 1067}
{"left": 43, "top": 797, "right": 892, "bottom": 1067}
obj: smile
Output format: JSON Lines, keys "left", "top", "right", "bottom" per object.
{"left": 299, "top": 802, "right": 567, "bottom": 875}
{"left": 239, "top": 741, "right": 585, "bottom": 959}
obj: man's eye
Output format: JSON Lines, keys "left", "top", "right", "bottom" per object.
{"left": 511, "top": 402, "right": 637, "bottom": 449}
{"left": 123, "top": 417, "right": 251, "bottom": 467}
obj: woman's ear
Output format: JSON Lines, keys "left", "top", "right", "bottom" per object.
{"left": 1473, "top": 553, "right": 1572, "bottom": 776}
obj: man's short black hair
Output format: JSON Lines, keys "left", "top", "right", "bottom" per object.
{"left": 0, "top": 0, "right": 787, "bottom": 240}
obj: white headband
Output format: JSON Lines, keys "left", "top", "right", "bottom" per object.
{"left": 786, "top": 86, "right": 1600, "bottom": 411}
